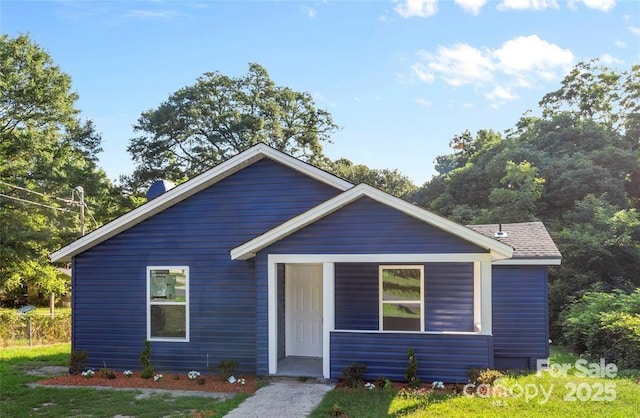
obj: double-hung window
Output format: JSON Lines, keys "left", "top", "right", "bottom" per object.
{"left": 379, "top": 265, "right": 424, "bottom": 331}
{"left": 147, "top": 266, "right": 189, "bottom": 341}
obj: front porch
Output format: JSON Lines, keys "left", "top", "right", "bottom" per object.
{"left": 266, "top": 254, "right": 496, "bottom": 379}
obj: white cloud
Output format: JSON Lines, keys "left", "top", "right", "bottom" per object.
{"left": 300, "top": 6, "right": 316, "bottom": 18}
{"left": 454, "top": 0, "right": 487, "bottom": 15}
{"left": 629, "top": 26, "right": 640, "bottom": 35}
{"left": 599, "top": 53, "right": 624, "bottom": 65}
{"left": 410, "top": 34, "right": 575, "bottom": 106}
{"left": 485, "top": 86, "right": 517, "bottom": 101}
{"left": 569, "top": 0, "right": 616, "bottom": 11}
{"left": 415, "top": 97, "right": 433, "bottom": 106}
{"left": 493, "top": 35, "right": 574, "bottom": 80}
{"left": 414, "top": 43, "right": 494, "bottom": 86}
{"left": 122, "top": 9, "right": 179, "bottom": 19}
{"left": 410, "top": 63, "right": 436, "bottom": 83}
{"left": 497, "top": 0, "right": 559, "bottom": 11}
{"left": 614, "top": 39, "right": 626, "bottom": 48}
{"left": 395, "top": 0, "right": 438, "bottom": 18}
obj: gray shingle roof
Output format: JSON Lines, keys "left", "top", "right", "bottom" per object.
{"left": 468, "top": 222, "right": 562, "bottom": 259}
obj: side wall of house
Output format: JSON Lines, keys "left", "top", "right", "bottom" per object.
{"left": 492, "top": 265, "right": 549, "bottom": 370}
{"left": 72, "top": 158, "right": 340, "bottom": 373}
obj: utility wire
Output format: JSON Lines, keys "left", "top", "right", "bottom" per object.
{"left": 83, "top": 202, "right": 99, "bottom": 228}
{"left": 0, "top": 179, "right": 72, "bottom": 204}
{"left": 0, "top": 193, "right": 74, "bottom": 212}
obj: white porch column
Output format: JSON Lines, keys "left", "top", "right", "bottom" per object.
{"left": 322, "top": 262, "right": 335, "bottom": 379}
{"left": 473, "top": 262, "right": 481, "bottom": 332}
{"left": 480, "top": 261, "right": 493, "bottom": 335}
{"left": 267, "top": 258, "right": 277, "bottom": 375}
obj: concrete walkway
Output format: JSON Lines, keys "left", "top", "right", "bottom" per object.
{"left": 224, "top": 380, "right": 335, "bottom": 418}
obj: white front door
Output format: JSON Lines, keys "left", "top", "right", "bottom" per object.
{"left": 285, "top": 264, "right": 323, "bottom": 357}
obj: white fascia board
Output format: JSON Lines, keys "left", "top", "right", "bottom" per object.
{"left": 51, "top": 144, "right": 352, "bottom": 263}
{"left": 231, "top": 184, "right": 514, "bottom": 260}
{"left": 493, "top": 258, "right": 562, "bottom": 266}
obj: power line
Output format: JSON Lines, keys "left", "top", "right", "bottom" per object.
{"left": 83, "top": 202, "right": 99, "bottom": 228}
{"left": 0, "top": 180, "right": 72, "bottom": 204}
{"left": 0, "top": 193, "right": 74, "bottom": 212}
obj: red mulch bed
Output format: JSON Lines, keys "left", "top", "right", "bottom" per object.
{"left": 39, "top": 371, "right": 259, "bottom": 394}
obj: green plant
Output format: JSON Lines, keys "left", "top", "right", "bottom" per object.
{"left": 216, "top": 359, "right": 237, "bottom": 380}
{"left": 375, "top": 376, "right": 392, "bottom": 389}
{"left": 468, "top": 367, "right": 504, "bottom": 385}
{"left": 173, "top": 373, "right": 181, "bottom": 380}
{"left": 69, "top": 349, "right": 88, "bottom": 375}
{"left": 99, "top": 362, "right": 116, "bottom": 379}
{"left": 341, "top": 363, "right": 367, "bottom": 388}
{"left": 406, "top": 347, "right": 421, "bottom": 388}
{"left": 140, "top": 340, "right": 154, "bottom": 379}
{"left": 330, "top": 403, "right": 344, "bottom": 417}
{"left": 197, "top": 376, "right": 206, "bottom": 385}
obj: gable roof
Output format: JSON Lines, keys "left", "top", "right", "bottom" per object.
{"left": 468, "top": 222, "right": 562, "bottom": 265}
{"left": 50, "top": 144, "right": 352, "bottom": 263}
{"left": 230, "top": 183, "right": 515, "bottom": 261}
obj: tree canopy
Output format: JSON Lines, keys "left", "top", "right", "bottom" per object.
{"left": 0, "top": 34, "right": 131, "bottom": 305}
{"left": 415, "top": 60, "right": 640, "bottom": 338}
{"left": 125, "top": 63, "right": 338, "bottom": 191}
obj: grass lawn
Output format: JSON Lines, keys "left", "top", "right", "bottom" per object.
{"left": 311, "top": 347, "right": 640, "bottom": 417}
{"left": 0, "top": 344, "right": 249, "bottom": 417}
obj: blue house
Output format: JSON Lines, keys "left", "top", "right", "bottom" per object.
{"left": 51, "top": 144, "right": 561, "bottom": 382}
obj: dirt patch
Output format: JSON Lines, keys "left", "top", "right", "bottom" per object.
{"left": 38, "top": 371, "right": 259, "bottom": 394}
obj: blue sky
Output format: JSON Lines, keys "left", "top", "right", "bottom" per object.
{"left": 3, "top": 0, "right": 639, "bottom": 185}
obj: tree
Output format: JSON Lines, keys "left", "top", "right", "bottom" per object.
{"left": 0, "top": 34, "right": 129, "bottom": 306}
{"left": 326, "top": 158, "right": 416, "bottom": 199}
{"left": 125, "top": 63, "right": 338, "bottom": 191}
{"left": 416, "top": 61, "right": 640, "bottom": 341}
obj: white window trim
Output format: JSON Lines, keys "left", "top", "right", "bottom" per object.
{"left": 147, "top": 266, "right": 190, "bottom": 342}
{"left": 379, "top": 265, "right": 425, "bottom": 332}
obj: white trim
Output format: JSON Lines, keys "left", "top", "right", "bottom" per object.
{"left": 231, "top": 184, "right": 513, "bottom": 261}
{"left": 330, "top": 329, "right": 482, "bottom": 335}
{"left": 147, "top": 266, "right": 190, "bottom": 342}
{"left": 480, "top": 261, "right": 492, "bottom": 336}
{"left": 379, "top": 265, "right": 424, "bottom": 332}
{"left": 260, "top": 253, "right": 493, "bottom": 264}
{"left": 268, "top": 260, "right": 278, "bottom": 375}
{"left": 322, "top": 262, "right": 334, "bottom": 379}
{"left": 473, "top": 262, "right": 481, "bottom": 333}
{"left": 51, "top": 144, "right": 352, "bottom": 262}
{"left": 494, "top": 258, "right": 562, "bottom": 265}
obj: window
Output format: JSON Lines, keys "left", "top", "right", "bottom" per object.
{"left": 147, "top": 266, "right": 189, "bottom": 341}
{"left": 379, "top": 265, "right": 424, "bottom": 331}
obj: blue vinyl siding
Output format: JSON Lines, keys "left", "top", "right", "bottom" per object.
{"left": 492, "top": 266, "right": 549, "bottom": 369}
{"left": 331, "top": 332, "right": 492, "bottom": 382}
{"left": 72, "top": 158, "right": 340, "bottom": 372}
{"left": 335, "top": 264, "right": 378, "bottom": 330}
{"left": 334, "top": 263, "right": 474, "bottom": 332}
{"left": 263, "top": 197, "right": 487, "bottom": 254}
{"left": 426, "top": 263, "right": 474, "bottom": 332}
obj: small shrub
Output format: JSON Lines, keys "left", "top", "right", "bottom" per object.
{"left": 406, "top": 347, "right": 421, "bottom": 388}
{"left": 375, "top": 376, "right": 392, "bottom": 389}
{"left": 99, "top": 367, "right": 116, "bottom": 379}
{"left": 69, "top": 349, "right": 88, "bottom": 375}
{"left": 330, "top": 403, "right": 345, "bottom": 417}
{"left": 216, "top": 359, "right": 237, "bottom": 380}
{"left": 140, "top": 340, "right": 154, "bottom": 379}
{"left": 468, "top": 368, "right": 504, "bottom": 385}
{"left": 341, "top": 363, "right": 367, "bottom": 388}
{"left": 173, "top": 373, "right": 181, "bottom": 380}
{"left": 197, "top": 376, "right": 206, "bottom": 385}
